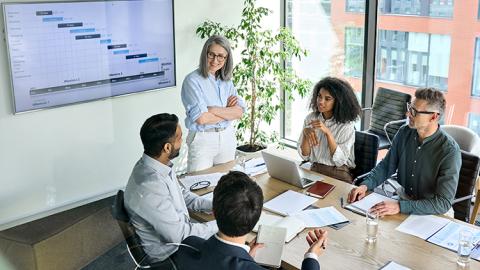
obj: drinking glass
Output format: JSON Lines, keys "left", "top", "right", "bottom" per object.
{"left": 457, "top": 230, "right": 473, "bottom": 267}
{"left": 365, "top": 211, "right": 379, "bottom": 244}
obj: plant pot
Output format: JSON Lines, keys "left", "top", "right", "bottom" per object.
{"left": 236, "top": 144, "right": 267, "bottom": 160}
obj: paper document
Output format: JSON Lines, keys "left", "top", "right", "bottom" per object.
{"left": 380, "top": 261, "right": 411, "bottom": 270}
{"left": 300, "top": 162, "right": 312, "bottom": 170}
{"left": 263, "top": 190, "right": 317, "bottom": 216}
{"left": 233, "top": 157, "right": 267, "bottom": 176}
{"left": 179, "top": 172, "right": 225, "bottom": 191}
{"left": 294, "top": 206, "right": 348, "bottom": 228}
{"left": 345, "top": 193, "right": 397, "bottom": 215}
{"left": 254, "top": 213, "right": 305, "bottom": 242}
{"left": 427, "top": 222, "right": 480, "bottom": 252}
{"left": 254, "top": 225, "right": 287, "bottom": 268}
{"left": 396, "top": 215, "right": 450, "bottom": 240}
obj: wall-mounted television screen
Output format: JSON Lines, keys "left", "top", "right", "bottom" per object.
{"left": 3, "top": 0, "right": 175, "bottom": 113}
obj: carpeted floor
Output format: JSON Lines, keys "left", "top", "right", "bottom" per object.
{"left": 82, "top": 241, "right": 134, "bottom": 270}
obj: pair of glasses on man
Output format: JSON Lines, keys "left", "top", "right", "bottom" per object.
{"left": 189, "top": 180, "right": 211, "bottom": 191}
{"left": 406, "top": 102, "right": 439, "bottom": 117}
{"left": 207, "top": 52, "right": 227, "bottom": 62}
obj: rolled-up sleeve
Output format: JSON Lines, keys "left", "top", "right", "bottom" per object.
{"left": 181, "top": 75, "right": 208, "bottom": 123}
{"left": 331, "top": 123, "right": 355, "bottom": 167}
{"left": 230, "top": 82, "right": 247, "bottom": 112}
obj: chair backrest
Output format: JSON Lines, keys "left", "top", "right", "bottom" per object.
{"left": 352, "top": 131, "right": 380, "bottom": 179}
{"left": 369, "top": 87, "right": 411, "bottom": 139}
{"left": 442, "top": 125, "right": 480, "bottom": 154}
{"left": 111, "top": 190, "right": 151, "bottom": 267}
{"left": 453, "top": 151, "right": 480, "bottom": 222}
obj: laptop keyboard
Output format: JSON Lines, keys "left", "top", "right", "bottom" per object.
{"left": 302, "top": 178, "right": 314, "bottom": 185}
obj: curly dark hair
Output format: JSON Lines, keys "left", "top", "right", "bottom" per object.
{"left": 308, "top": 77, "right": 361, "bottom": 123}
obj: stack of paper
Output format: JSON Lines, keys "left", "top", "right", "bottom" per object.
{"left": 253, "top": 206, "right": 349, "bottom": 242}
{"left": 395, "top": 215, "right": 450, "bottom": 240}
{"left": 344, "top": 193, "right": 397, "bottom": 215}
{"left": 233, "top": 157, "right": 267, "bottom": 176}
{"left": 263, "top": 190, "right": 318, "bottom": 216}
{"left": 427, "top": 222, "right": 480, "bottom": 252}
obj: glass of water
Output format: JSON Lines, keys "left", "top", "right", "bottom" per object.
{"left": 366, "top": 211, "right": 379, "bottom": 244}
{"left": 235, "top": 152, "right": 246, "bottom": 172}
{"left": 457, "top": 230, "right": 473, "bottom": 267}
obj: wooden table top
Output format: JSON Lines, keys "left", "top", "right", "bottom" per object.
{"left": 187, "top": 158, "right": 480, "bottom": 270}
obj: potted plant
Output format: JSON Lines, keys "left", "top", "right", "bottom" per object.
{"left": 196, "top": 0, "right": 311, "bottom": 153}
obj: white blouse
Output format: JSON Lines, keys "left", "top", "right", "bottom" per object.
{"left": 297, "top": 112, "right": 356, "bottom": 168}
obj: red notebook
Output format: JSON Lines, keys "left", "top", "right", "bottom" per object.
{"left": 306, "top": 181, "right": 335, "bottom": 199}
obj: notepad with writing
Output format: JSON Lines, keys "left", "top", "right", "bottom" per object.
{"left": 306, "top": 181, "right": 335, "bottom": 199}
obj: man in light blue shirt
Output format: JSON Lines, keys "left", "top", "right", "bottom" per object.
{"left": 124, "top": 113, "right": 217, "bottom": 262}
{"left": 182, "top": 35, "right": 246, "bottom": 172}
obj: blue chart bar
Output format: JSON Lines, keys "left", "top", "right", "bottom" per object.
{"left": 100, "top": 39, "right": 112, "bottom": 44}
{"left": 114, "top": 50, "right": 129, "bottom": 55}
{"left": 43, "top": 17, "right": 63, "bottom": 22}
{"left": 70, "top": 28, "right": 95, "bottom": 33}
{"left": 139, "top": 58, "right": 159, "bottom": 63}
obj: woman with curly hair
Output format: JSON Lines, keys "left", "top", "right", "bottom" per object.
{"left": 298, "top": 77, "right": 361, "bottom": 183}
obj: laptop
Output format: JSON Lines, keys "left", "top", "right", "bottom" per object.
{"left": 261, "top": 151, "right": 320, "bottom": 188}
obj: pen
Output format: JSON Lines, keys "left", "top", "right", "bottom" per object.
{"left": 340, "top": 197, "right": 344, "bottom": 208}
{"left": 254, "top": 163, "right": 266, "bottom": 167}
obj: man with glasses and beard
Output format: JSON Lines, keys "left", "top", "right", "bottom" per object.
{"left": 124, "top": 113, "right": 217, "bottom": 263}
{"left": 348, "top": 88, "right": 461, "bottom": 217}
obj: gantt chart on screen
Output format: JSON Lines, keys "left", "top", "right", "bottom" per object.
{"left": 4, "top": 0, "right": 175, "bottom": 112}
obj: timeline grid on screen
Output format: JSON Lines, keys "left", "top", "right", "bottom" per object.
{"left": 3, "top": 0, "right": 175, "bottom": 113}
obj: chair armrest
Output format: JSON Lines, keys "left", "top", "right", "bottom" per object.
{"left": 353, "top": 172, "right": 370, "bottom": 185}
{"left": 453, "top": 195, "right": 474, "bottom": 204}
{"left": 384, "top": 119, "right": 407, "bottom": 145}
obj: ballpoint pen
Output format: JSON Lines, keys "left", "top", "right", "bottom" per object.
{"left": 340, "top": 197, "right": 344, "bottom": 208}
{"left": 254, "top": 163, "right": 266, "bottom": 167}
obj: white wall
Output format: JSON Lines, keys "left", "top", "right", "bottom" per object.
{"left": 0, "top": 0, "right": 243, "bottom": 230}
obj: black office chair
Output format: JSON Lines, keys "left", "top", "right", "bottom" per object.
{"left": 111, "top": 190, "right": 177, "bottom": 270}
{"left": 352, "top": 131, "right": 380, "bottom": 185}
{"left": 452, "top": 151, "right": 480, "bottom": 223}
{"left": 363, "top": 87, "right": 412, "bottom": 150}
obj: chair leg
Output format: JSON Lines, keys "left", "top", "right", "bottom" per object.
{"left": 470, "top": 177, "right": 480, "bottom": 224}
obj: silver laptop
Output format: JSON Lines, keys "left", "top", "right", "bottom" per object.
{"left": 261, "top": 151, "right": 319, "bottom": 188}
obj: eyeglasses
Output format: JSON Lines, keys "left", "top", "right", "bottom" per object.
{"left": 189, "top": 180, "right": 210, "bottom": 191}
{"left": 406, "top": 102, "right": 439, "bottom": 117}
{"left": 207, "top": 52, "right": 227, "bottom": 62}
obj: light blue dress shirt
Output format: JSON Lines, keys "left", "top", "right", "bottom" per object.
{"left": 181, "top": 69, "right": 246, "bottom": 131}
{"left": 124, "top": 154, "right": 217, "bottom": 261}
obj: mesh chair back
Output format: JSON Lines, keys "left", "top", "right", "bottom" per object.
{"left": 352, "top": 131, "right": 379, "bottom": 179}
{"left": 453, "top": 151, "right": 480, "bottom": 222}
{"left": 369, "top": 87, "right": 411, "bottom": 140}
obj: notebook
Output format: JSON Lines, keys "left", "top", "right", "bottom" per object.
{"left": 254, "top": 225, "right": 287, "bottom": 268}
{"left": 306, "top": 181, "right": 335, "bottom": 199}
{"left": 263, "top": 190, "right": 318, "bottom": 216}
{"left": 344, "top": 192, "right": 397, "bottom": 216}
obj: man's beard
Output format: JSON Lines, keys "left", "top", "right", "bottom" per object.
{"left": 169, "top": 147, "right": 180, "bottom": 159}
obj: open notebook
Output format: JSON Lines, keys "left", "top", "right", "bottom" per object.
{"left": 253, "top": 207, "right": 348, "bottom": 242}
{"left": 344, "top": 192, "right": 397, "bottom": 215}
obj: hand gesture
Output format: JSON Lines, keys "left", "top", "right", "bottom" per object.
{"left": 227, "top": 95, "right": 238, "bottom": 107}
{"left": 308, "top": 120, "right": 330, "bottom": 135}
{"left": 306, "top": 229, "right": 328, "bottom": 256}
{"left": 347, "top": 185, "right": 368, "bottom": 203}
{"left": 248, "top": 237, "right": 265, "bottom": 257}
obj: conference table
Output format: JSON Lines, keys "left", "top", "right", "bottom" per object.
{"left": 188, "top": 155, "right": 480, "bottom": 270}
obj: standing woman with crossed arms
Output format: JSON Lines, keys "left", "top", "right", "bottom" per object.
{"left": 182, "top": 35, "right": 245, "bottom": 173}
{"left": 298, "top": 77, "right": 361, "bottom": 183}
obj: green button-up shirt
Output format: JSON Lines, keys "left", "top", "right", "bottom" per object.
{"left": 362, "top": 125, "right": 461, "bottom": 215}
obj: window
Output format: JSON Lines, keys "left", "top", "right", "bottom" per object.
{"left": 380, "top": 0, "right": 453, "bottom": 17}
{"left": 468, "top": 113, "right": 480, "bottom": 136}
{"left": 283, "top": 0, "right": 364, "bottom": 143}
{"left": 282, "top": 0, "right": 479, "bottom": 145}
{"left": 471, "top": 38, "right": 480, "bottom": 96}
